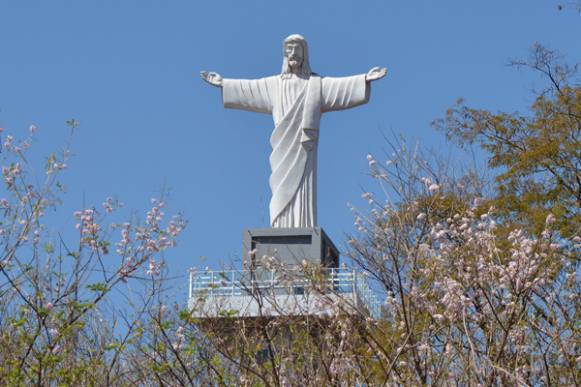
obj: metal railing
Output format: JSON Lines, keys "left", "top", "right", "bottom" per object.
{"left": 188, "top": 267, "right": 381, "bottom": 319}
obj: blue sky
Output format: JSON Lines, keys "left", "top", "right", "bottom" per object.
{"left": 0, "top": 0, "right": 579, "bottom": 294}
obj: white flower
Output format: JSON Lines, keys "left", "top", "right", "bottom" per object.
{"left": 146, "top": 259, "right": 161, "bottom": 276}
{"left": 428, "top": 184, "right": 440, "bottom": 193}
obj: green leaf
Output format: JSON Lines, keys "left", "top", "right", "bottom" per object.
{"left": 44, "top": 243, "right": 54, "bottom": 254}
{"left": 87, "top": 282, "right": 107, "bottom": 292}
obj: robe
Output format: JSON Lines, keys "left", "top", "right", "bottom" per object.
{"left": 222, "top": 73, "right": 369, "bottom": 228}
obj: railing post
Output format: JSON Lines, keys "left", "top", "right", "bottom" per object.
{"left": 232, "top": 270, "right": 235, "bottom": 296}
{"left": 188, "top": 270, "right": 192, "bottom": 299}
{"left": 331, "top": 267, "right": 335, "bottom": 290}
{"left": 353, "top": 270, "right": 357, "bottom": 307}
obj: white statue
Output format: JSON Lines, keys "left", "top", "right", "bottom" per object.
{"left": 201, "top": 34, "right": 386, "bottom": 228}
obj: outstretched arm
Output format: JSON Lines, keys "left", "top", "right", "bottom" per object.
{"left": 201, "top": 72, "right": 274, "bottom": 114}
{"left": 322, "top": 74, "right": 369, "bottom": 112}
{"left": 321, "top": 68, "right": 387, "bottom": 112}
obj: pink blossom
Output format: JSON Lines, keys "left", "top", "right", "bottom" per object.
{"left": 4, "top": 135, "right": 13, "bottom": 150}
{"left": 428, "top": 183, "right": 440, "bottom": 193}
{"left": 146, "top": 259, "right": 161, "bottom": 276}
{"left": 102, "top": 197, "right": 114, "bottom": 213}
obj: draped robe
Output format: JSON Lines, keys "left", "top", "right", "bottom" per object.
{"left": 222, "top": 73, "right": 369, "bottom": 228}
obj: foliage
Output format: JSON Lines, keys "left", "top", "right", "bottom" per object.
{"left": 347, "top": 143, "right": 579, "bottom": 385}
{"left": 0, "top": 123, "right": 188, "bottom": 385}
{"left": 432, "top": 44, "right": 580, "bottom": 238}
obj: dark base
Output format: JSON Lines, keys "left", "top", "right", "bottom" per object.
{"left": 242, "top": 227, "right": 339, "bottom": 268}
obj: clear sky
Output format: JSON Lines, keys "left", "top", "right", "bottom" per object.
{"left": 0, "top": 1, "right": 579, "bottom": 294}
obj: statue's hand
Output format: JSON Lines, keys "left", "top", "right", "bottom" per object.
{"left": 365, "top": 67, "right": 387, "bottom": 82}
{"left": 200, "top": 71, "right": 223, "bottom": 87}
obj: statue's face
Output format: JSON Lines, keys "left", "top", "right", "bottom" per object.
{"left": 284, "top": 42, "right": 304, "bottom": 70}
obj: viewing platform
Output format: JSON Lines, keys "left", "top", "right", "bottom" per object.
{"left": 188, "top": 268, "right": 381, "bottom": 319}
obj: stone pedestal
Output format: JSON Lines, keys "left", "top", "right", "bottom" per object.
{"left": 242, "top": 227, "right": 339, "bottom": 268}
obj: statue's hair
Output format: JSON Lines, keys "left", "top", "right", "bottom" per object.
{"left": 281, "top": 34, "right": 313, "bottom": 78}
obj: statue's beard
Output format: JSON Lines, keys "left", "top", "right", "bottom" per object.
{"left": 281, "top": 57, "right": 309, "bottom": 78}
{"left": 289, "top": 59, "right": 302, "bottom": 70}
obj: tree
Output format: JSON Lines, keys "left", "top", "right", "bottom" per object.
{"left": 0, "top": 123, "right": 189, "bottom": 384}
{"left": 341, "top": 45, "right": 580, "bottom": 385}
{"left": 433, "top": 44, "right": 580, "bottom": 238}
{"left": 347, "top": 137, "right": 579, "bottom": 385}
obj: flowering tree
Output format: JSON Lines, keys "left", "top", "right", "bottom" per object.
{"left": 0, "top": 123, "right": 187, "bottom": 384}
{"left": 345, "top": 47, "right": 580, "bottom": 384}
{"left": 349, "top": 144, "right": 579, "bottom": 385}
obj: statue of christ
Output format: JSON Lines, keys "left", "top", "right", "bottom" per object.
{"left": 201, "top": 34, "right": 386, "bottom": 228}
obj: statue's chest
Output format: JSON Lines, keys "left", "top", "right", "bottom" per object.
{"left": 279, "top": 78, "right": 308, "bottom": 115}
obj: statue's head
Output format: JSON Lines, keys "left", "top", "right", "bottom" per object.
{"left": 281, "top": 34, "right": 312, "bottom": 78}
